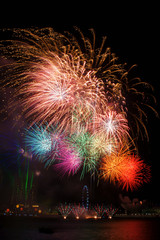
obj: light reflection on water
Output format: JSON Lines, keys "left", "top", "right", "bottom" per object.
{"left": 1, "top": 217, "right": 160, "bottom": 240}
{"left": 52, "top": 219, "right": 160, "bottom": 240}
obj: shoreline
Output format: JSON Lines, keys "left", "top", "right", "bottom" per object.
{"left": 0, "top": 213, "right": 159, "bottom": 220}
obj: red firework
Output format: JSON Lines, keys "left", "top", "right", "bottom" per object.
{"left": 100, "top": 149, "right": 151, "bottom": 191}
{"left": 118, "top": 155, "right": 151, "bottom": 191}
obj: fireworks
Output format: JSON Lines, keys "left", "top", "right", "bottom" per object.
{"left": 93, "top": 110, "right": 130, "bottom": 144}
{"left": 93, "top": 204, "right": 106, "bottom": 218}
{"left": 0, "top": 27, "right": 154, "bottom": 191}
{"left": 25, "top": 125, "right": 52, "bottom": 156}
{"left": 105, "top": 205, "right": 118, "bottom": 219}
{"left": 25, "top": 124, "right": 63, "bottom": 167}
{"left": 68, "top": 132, "right": 100, "bottom": 178}
{"left": 100, "top": 146, "right": 151, "bottom": 191}
{"left": 57, "top": 203, "right": 72, "bottom": 219}
{"left": 20, "top": 55, "right": 84, "bottom": 130}
{"left": 71, "top": 203, "right": 85, "bottom": 219}
{"left": 55, "top": 142, "right": 81, "bottom": 176}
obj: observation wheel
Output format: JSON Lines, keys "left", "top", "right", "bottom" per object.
{"left": 82, "top": 185, "right": 89, "bottom": 210}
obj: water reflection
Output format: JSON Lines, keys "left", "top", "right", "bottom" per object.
{"left": 102, "top": 219, "right": 157, "bottom": 240}
{"left": 1, "top": 217, "right": 160, "bottom": 240}
{"left": 53, "top": 219, "right": 160, "bottom": 240}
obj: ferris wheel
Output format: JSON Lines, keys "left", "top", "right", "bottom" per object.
{"left": 82, "top": 185, "right": 89, "bottom": 210}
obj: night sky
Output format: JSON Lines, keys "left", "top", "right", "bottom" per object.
{"left": 0, "top": 2, "right": 160, "bottom": 209}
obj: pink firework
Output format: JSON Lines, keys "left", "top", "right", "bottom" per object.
{"left": 55, "top": 143, "right": 82, "bottom": 176}
{"left": 17, "top": 54, "right": 106, "bottom": 132}
{"left": 19, "top": 55, "right": 76, "bottom": 128}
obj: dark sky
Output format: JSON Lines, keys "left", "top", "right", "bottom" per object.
{"left": 0, "top": 2, "right": 160, "bottom": 208}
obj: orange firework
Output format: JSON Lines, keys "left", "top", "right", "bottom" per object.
{"left": 100, "top": 147, "right": 151, "bottom": 191}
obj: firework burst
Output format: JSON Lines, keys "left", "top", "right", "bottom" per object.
{"left": 100, "top": 146, "right": 151, "bottom": 191}
{"left": 25, "top": 124, "right": 63, "bottom": 167}
{"left": 55, "top": 142, "right": 82, "bottom": 176}
{"left": 67, "top": 132, "right": 100, "bottom": 178}
{"left": 57, "top": 203, "right": 72, "bottom": 219}
{"left": 92, "top": 110, "right": 130, "bottom": 144}
{"left": 72, "top": 203, "right": 85, "bottom": 219}
{"left": 93, "top": 204, "right": 106, "bottom": 218}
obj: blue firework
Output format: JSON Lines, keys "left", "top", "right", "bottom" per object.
{"left": 25, "top": 125, "right": 52, "bottom": 160}
{"left": 24, "top": 124, "right": 64, "bottom": 166}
